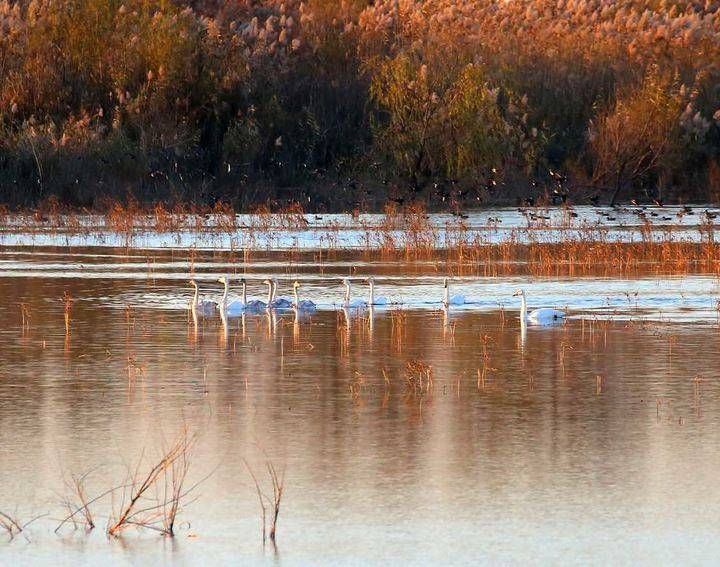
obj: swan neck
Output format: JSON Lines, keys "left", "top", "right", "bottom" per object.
{"left": 222, "top": 279, "right": 228, "bottom": 308}
{"left": 294, "top": 287, "right": 299, "bottom": 307}
{"left": 443, "top": 283, "right": 449, "bottom": 306}
{"left": 267, "top": 282, "right": 273, "bottom": 305}
{"left": 369, "top": 281, "right": 374, "bottom": 305}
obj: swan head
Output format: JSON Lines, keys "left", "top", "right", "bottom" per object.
{"left": 512, "top": 289, "right": 525, "bottom": 297}
{"left": 217, "top": 275, "right": 227, "bottom": 284}
{"left": 342, "top": 277, "right": 350, "bottom": 287}
{"left": 189, "top": 279, "right": 198, "bottom": 289}
{"left": 443, "top": 277, "right": 449, "bottom": 288}
{"left": 293, "top": 281, "right": 300, "bottom": 289}
{"left": 240, "top": 277, "right": 246, "bottom": 284}
{"left": 262, "top": 278, "right": 272, "bottom": 285}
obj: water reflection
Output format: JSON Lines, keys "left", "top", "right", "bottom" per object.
{"left": 1, "top": 264, "right": 720, "bottom": 563}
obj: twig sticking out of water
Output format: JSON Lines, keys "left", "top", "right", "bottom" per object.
{"left": 58, "top": 469, "right": 96, "bottom": 531}
{"left": 0, "top": 509, "right": 45, "bottom": 541}
{"left": 19, "top": 302, "right": 30, "bottom": 332}
{"left": 0, "top": 510, "right": 23, "bottom": 538}
{"left": 108, "top": 429, "right": 197, "bottom": 537}
{"left": 244, "top": 458, "right": 285, "bottom": 546}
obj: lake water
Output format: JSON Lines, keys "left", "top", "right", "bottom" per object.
{"left": 1, "top": 212, "right": 720, "bottom": 565}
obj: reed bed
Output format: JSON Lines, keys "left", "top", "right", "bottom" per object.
{"left": 4, "top": 200, "right": 719, "bottom": 278}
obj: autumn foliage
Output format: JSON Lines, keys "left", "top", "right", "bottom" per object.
{"left": 0, "top": 0, "right": 719, "bottom": 208}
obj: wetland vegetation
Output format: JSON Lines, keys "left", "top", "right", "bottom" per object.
{"left": 1, "top": 0, "right": 720, "bottom": 209}
{"left": 3, "top": 0, "right": 720, "bottom": 564}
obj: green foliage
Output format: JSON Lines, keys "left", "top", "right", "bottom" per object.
{"left": 370, "top": 56, "right": 544, "bottom": 185}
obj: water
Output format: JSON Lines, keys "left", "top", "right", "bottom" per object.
{"left": 1, "top": 229, "right": 720, "bottom": 564}
{"left": 1, "top": 205, "right": 718, "bottom": 250}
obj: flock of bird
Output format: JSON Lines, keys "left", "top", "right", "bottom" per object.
{"left": 189, "top": 277, "right": 566, "bottom": 325}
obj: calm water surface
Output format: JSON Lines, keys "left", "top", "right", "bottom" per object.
{"left": 1, "top": 245, "right": 720, "bottom": 565}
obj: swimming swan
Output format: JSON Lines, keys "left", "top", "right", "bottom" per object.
{"left": 270, "top": 278, "right": 292, "bottom": 309}
{"left": 189, "top": 279, "right": 218, "bottom": 315}
{"left": 343, "top": 278, "right": 367, "bottom": 309}
{"left": 292, "top": 281, "right": 317, "bottom": 310}
{"left": 245, "top": 279, "right": 269, "bottom": 312}
{"left": 217, "top": 275, "right": 246, "bottom": 316}
{"left": 367, "top": 277, "right": 389, "bottom": 306}
{"left": 513, "top": 289, "right": 565, "bottom": 325}
{"left": 442, "top": 278, "right": 465, "bottom": 306}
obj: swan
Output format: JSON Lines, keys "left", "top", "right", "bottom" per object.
{"left": 217, "top": 275, "right": 246, "bottom": 316}
{"left": 244, "top": 279, "right": 269, "bottom": 312}
{"left": 292, "top": 281, "right": 317, "bottom": 311}
{"left": 513, "top": 289, "right": 565, "bottom": 325}
{"left": 442, "top": 278, "right": 465, "bottom": 306}
{"left": 189, "top": 279, "right": 218, "bottom": 315}
{"left": 269, "top": 278, "right": 292, "bottom": 309}
{"left": 261, "top": 278, "right": 292, "bottom": 309}
{"left": 367, "top": 277, "right": 389, "bottom": 306}
{"left": 342, "top": 278, "right": 367, "bottom": 309}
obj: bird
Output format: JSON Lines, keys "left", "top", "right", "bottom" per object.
{"left": 189, "top": 279, "right": 218, "bottom": 316}
{"left": 269, "top": 278, "right": 292, "bottom": 309}
{"left": 217, "top": 275, "right": 246, "bottom": 316}
{"left": 292, "top": 281, "right": 316, "bottom": 311}
{"left": 245, "top": 279, "right": 270, "bottom": 312}
{"left": 513, "top": 289, "right": 565, "bottom": 325}
{"left": 442, "top": 277, "right": 465, "bottom": 306}
{"left": 367, "top": 277, "right": 389, "bottom": 306}
{"left": 342, "top": 278, "right": 367, "bottom": 309}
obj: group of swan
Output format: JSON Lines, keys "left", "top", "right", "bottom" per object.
{"left": 191, "top": 276, "right": 566, "bottom": 325}
{"left": 192, "top": 276, "right": 394, "bottom": 316}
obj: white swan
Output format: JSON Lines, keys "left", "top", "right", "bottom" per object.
{"left": 292, "top": 281, "right": 317, "bottom": 311}
{"left": 513, "top": 289, "right": 565, "bottom": 325}
{"left": 367, "top": 277, "right": 389, "bottom": 306}
{"left": 269, "top": 278, "right": 292, "bottom": 309}
{"left": 343, "top": 278, "right": 367, "bottom": 309}
{"left": 189, "top": 279, "right": 217, "bottom": 315}
{"left": 245, "top": 279, "right": 269, "bottom": 312}
{"left": 217, "top": 275, "right": 246, "bottom": 316}
{"left": 442, "top": 277, "right": 465, "bottom": 306}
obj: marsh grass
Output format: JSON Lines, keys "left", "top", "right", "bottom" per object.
{"left": 2, "top": 202, "right": 720, "bottom": 279}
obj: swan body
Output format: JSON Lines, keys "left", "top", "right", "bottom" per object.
{"left": 514, "top": 289, "right": 565, "bottom": 325}
{"left": 218, "top": 275, "right": 246, "bottom": 316}
{"left": 343, "top": 278, "right": 367, "bottom": 309}
{"left": 245, "top": 298, "right": 267, "bottom": 312}
{"left": 292, "top": 281, "right": 317, "bottom": 311}
{"left": 242, "top": 279, "right": 270, "bottom": 312}
{"left": 367, "top": 277, "right": 389, "bottom": 306}
{"left": 442, "top": 278, "right": 465, "bottom": 306}
{"left": 269, "top": 279, "right": 292, "bottom": 309}
{"left": 189, "top": 280, "right": 218, "bottom": 315}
